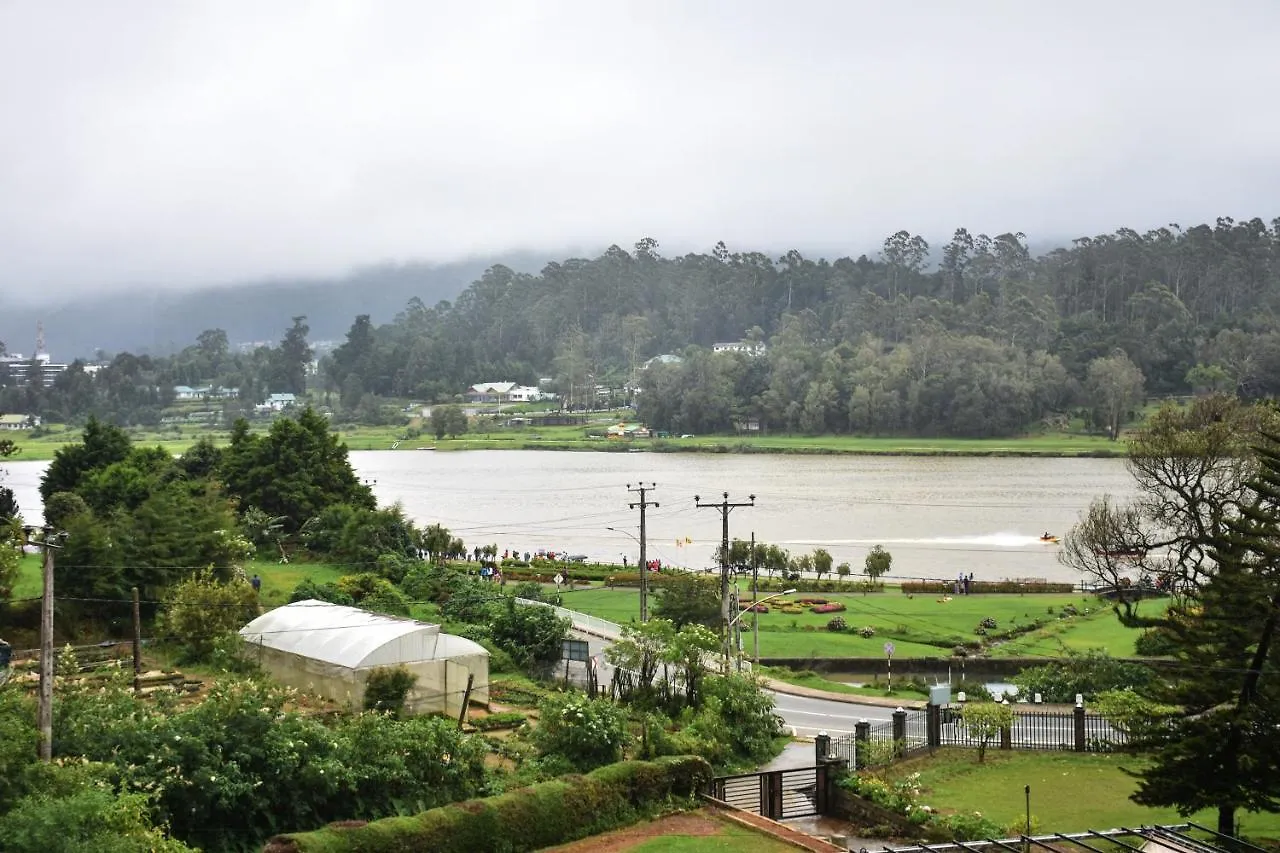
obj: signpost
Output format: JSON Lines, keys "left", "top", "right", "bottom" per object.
{"left": 884, "top": 641, "right": 895, "bottom": 693}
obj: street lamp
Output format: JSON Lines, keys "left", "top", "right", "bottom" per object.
{"left": 726, "top": 589, "right": 795, "bottom": 672}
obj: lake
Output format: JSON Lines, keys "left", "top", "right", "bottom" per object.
{"left": 2, "top": 450, "right": 1136, "bottom": 584}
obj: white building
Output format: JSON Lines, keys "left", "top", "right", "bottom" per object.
{"left": 240, "top": 600, "right": 489, "bottom": 716}
{"left": 712, "top": 341, "right": 767, "bottom": 356}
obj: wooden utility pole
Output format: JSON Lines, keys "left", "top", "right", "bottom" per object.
{"left": 36, "top": 525, "right": 56, "bottom": 762}
{"left": 132, "top": 587, "right": 142, "bottom": 694}
{"left": 694, "top": 492, "right": 755, "bottom": 669}
{"left": 627, "top": 483, "right": 658, "bottom": 622}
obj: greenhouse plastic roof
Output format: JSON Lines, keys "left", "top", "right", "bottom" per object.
{"left": 239, "top": 600, "right": 487, "bottom": 669}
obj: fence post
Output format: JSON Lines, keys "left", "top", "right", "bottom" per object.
{"left": 892, "top": 707, "right": 907, "bottom": 758}
{"left": 1074, "top": 703, "right": 1086, "bottom": 752}
{"left": 927, "top": 703, "right": 941, "bottom": 749}
{"left": 855, "top": 719, "right": 870, "bottom": 770}
{"left": 815, "top": 731, "right": 831, "bottom": 763}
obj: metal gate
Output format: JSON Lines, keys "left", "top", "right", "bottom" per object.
{"left": 708, "top": 765, "right": 825, "bottom": 820}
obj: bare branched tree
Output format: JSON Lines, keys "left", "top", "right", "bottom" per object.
{"left": 1060, "top": 395, "right": 1280, "bottom": 620}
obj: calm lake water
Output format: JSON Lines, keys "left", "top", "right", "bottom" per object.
{"left": 3, "top": 450, "right": 1135, "bottom": 584}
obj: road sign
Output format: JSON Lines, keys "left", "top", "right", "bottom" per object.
{"left": 884, "top": 642, "right": 895, "bottom": 657}
{"left": 554, "top": 573, "right": 564, "bottom": 586}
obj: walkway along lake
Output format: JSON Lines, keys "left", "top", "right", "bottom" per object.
{"left": 3, "top": 451, "right": 1135, "bottom": 584}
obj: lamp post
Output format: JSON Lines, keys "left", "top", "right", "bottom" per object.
{"left": 726, "top": 589, "right": 795, "bottom": 673}
{"left": 606, "top": 526, "right": 648, "bottom": 621}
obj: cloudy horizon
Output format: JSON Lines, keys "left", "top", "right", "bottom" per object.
{"left": 3, "top": 1, "right": 1278, "bottom": 304}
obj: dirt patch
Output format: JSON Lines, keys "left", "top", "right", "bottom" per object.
{"left": 540, "top": 812, "right": 725, "bottom": 852}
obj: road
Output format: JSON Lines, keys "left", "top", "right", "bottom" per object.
{"left": 570, "top": 629, "right": 899, "bottom": 737}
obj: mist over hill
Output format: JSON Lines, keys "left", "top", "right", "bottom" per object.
{"left": 0, "top": 252, "right": 550, "bottom": 359}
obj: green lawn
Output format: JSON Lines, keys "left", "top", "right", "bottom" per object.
{"left": 628, "top": 822, "right": 799, "bottom": 852}
{"left": 556, "top": 587, "right": 1143, "bottom": 659}
{"left": 4, "top": 420, "right": 1127, "bottom": 461}
{"left": 883, "top": 749, "right": 1280, "bottom": 841}
{"left": 10, "top": 552, "right": 340, "bottom": 606}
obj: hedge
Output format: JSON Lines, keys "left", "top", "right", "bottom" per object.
{"left": 900, "top": 580, "right": 1075, "bottom": 594}
{"left": 261, "top": 756, "right": 713, "bottom": 853}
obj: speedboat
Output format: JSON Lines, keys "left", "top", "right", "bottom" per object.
{"left": 1039, "top": 533, "right": 1060, "bottom": 544}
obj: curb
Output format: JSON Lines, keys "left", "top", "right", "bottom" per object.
{"left": 763, "top": 678, "right": 927, "bottom": 709}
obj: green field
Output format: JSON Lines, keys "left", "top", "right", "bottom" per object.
{"left": 555, "top": 586, "right": 1151, "bottom": 659}
{"left": 885, "top": 749, "right": 1280, "bottom": 841}
{"left": 10, "top": 553, "right": 343, "bottom": 606}
{"left": 3, "top": 418, "right": 1125, "bottom": 461}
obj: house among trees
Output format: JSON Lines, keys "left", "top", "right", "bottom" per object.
{"left": 466, "top": 381, "right": 516, "bottom": 404}
{"left": 172, "top": 385, "right": 239, "bottom": 401}
{"left": 711, "top": 340, "right": 767, "bottom": 356}
{"left": 0, "top": 413, "right": 38, "bottom": 430}
{"left": 256, "top": 392, "right": 297, "bottom": 413}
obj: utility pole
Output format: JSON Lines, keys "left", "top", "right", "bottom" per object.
{"left": 627, "top": 483, "right": 658, "bottom": 622}
{"left": 751, "top": 531, "right": 760, "bottom": 667}
{"left": 34, "top": 525, "right": 60, "bottom": 762}
{"left": 694, "top": 492, "right": 755, "bottom": 668}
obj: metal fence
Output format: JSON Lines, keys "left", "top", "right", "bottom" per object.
{"left": 827, "top": 706, "right": 1126, "bottom": 767}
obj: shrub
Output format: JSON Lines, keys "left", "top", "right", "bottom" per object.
{"left": 471, "top": 712, "right": 527, "bottom": 732}
{"left": 1134, "top": 628, "right": 1179, "bottom": 657}
{"left": 530, "top": 694, "right": 631, "bottom": 771}
{"left": 810, "top": 603, "right": 846, "bottom": 614}
{"left": 265, "top": 756, "right": 713, "bottom": 853}
{"left": 827, "top": 617, "right": 847, "bottom": 632}
{"left": 901, "top": 580, "right": 1074, "bottom": 594}
{"left": 859, "top": 625, "right": 877, "bottom": 638}
{"left": 1012, "top": 650, "right": 1155, "bottom": 703}
{"left": 488, "top": 599, "right": 571, "bottom": 674}
{"left": 161, "top": 569, "right": 258, "bottom": 663}
{"left": 289, "top": 578, "right": 354, "bottom": 606}
{"left": 979, "top": 617, "right": 997, "bottom": 629}
{"left": 363, "top": 666, "right": 418, "bottom": 717}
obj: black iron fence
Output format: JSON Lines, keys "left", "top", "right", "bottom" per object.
{"left": 827, "top": 704, "right": 1126, "bottom": 768}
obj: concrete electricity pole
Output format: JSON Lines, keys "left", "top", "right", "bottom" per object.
{"left": 627, "top": 483, "right": 658, "bottom": 622}
{"left": 31, "top": 525, "right": 62, "bottom": 762}
{"left": 694, "top": 492, "right": 755, "bottom": 668}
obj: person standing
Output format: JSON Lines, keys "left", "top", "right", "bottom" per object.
{"left": 251, "top": 574, "right": 261, "bottom": 595}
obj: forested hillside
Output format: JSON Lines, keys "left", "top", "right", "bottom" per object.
{"left": 321, "top": 217, "right": 1280, "bottom": 436}
{"left": 5, "top": 217, "right": 1280, "bottom": 438}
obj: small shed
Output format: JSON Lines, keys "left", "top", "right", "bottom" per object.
{"left": 240, "top": 600, "right": 489, "bottom": 716}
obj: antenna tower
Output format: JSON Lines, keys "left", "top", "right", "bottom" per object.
{"left": 35, "top": 321, "right": 46, "bottom": 356}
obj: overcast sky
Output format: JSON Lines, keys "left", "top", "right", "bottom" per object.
{"left": 3, "top": 1, "right": 1278, "bottom": 303}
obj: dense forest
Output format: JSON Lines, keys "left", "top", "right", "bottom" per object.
{"left": 4, "top": 216, "right": 1280, "bottom": 437}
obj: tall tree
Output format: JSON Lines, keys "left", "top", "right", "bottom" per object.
{"left": 1130, "top": 431, "right": 1280, "bottom": 834}
{"left": 1087, "top": 350, "right": 1146, "bottom": 440}
{"left": 220, "top": 408, "right": 374, "bottom": 533}
{"left": 273, "top": 315, "right": 313, "bottom": 395}
{"left": 39, "top": 416, "right": 133, "bottom": 504}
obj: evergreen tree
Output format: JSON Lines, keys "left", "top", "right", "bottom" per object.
{"left": 39, "top": 416, "right": 132, "bottom": 504}
{"left": 1131, "top": 431, "right": 1280, "bottom": 834}
{"left": 219, "top": 408, "right": 374, "bottom": 533}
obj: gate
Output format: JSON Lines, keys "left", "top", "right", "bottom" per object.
{"left": 707, "top": 765, "right": 826, "bottom": 820}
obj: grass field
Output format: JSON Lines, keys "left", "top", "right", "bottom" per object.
{"left": 884, "top": 749, "right": 1280, "bottom": 841}
{"left": 554, "top": 586, "right": 1151, "bottom": 659}
{"left": 3, "top": 418, "right": 1125, "bottom": 461}
{"left": 10, "top": 553, "right": 343, "bottom": 606}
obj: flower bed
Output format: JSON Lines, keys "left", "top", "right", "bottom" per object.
{"left": 810, "top": 602, "right": 847, "bottom": 614}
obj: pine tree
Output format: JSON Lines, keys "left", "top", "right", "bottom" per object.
{"left": 1132, "top": 432, "right": 1280, "bottom": 835}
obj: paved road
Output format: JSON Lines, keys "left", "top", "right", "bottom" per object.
{"left": 569, "top": 629, "right": 897, "bottom": 737}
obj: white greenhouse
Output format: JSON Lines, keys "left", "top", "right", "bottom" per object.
{"left": 239, "top": 600, "right": 489, "bottom": 716}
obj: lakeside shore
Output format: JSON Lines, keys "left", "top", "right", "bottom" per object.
{"left": 3, "top": 428, "right": 1125, "bottom": 462}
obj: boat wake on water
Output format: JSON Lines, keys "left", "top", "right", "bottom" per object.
{"left": 781, "top": 533, "right": 1052, "bottom": 549}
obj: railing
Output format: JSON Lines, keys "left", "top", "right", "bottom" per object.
{"left": 828, "top": 706, "right": 1126, "bottom": 768}
{"left": 514, "top": 598, "right": 752, "bottom": 673}
{"left": 515, "top": 598, "right": 624, "bottom": 641}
